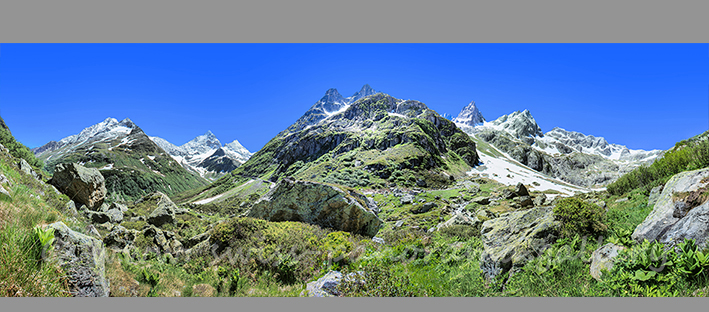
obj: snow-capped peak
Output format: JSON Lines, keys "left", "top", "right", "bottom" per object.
{"left": 347, "top": 84, "right": 377, "bottom": 104}
{"left": 59, "top": 117, "right": 136, "bottom": 146}
{"left": 452, "top": 100, "right": 485, "bottom": 127}
{"left": 223, "top": 139, "right": 253, "bottom": 163}
{"left": 536, "top": 127, "right": 663, "bottom": 161}
{"left": 180, "top": 131, "right": 222, "bottom": 156}
{"left": 481, "top": 109, "right": 544, "bottom": 140}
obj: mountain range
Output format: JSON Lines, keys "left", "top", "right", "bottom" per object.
{"left": 150, "top": 132, "right": 252, "bottom": 181}
{"left": 453, "top": 102, "right": 663, "bottom": 187}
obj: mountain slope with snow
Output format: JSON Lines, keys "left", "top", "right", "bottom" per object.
{"left": 453, "top": 105, "right": 662, "bottom": 187}
{"left": 33, "top": 117, "right": 209, "bottom": 202}
{"left": 149, "top": 132, "right": 253, "bottom": 181}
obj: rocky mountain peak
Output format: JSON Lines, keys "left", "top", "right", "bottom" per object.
{"left": 347, "top": 84, "right": 377, "bottom": 104}
{"left": 452, "top": 100, "right": 485, "bottom": 127}
{"left": 487, "top": 109, "right": 544, "bottom": 140}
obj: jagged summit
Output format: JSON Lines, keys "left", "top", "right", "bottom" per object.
{"left": 452, "top": 100, "right": 485, "bottom": 128}
{"left": 482, "top": 109, "right": 544, "bottom": 143}
{"left": 287, "top": 84, "right": 382, "bottom": 133}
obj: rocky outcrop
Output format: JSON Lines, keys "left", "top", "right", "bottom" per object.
{"left": 49, "top": 163, "right": 106, "bottom": 210}
{"left": 437, "top": 211, "right": 481, "bottom": 230}
{"left": 480, "top": 207, "right": 559, "bottom": 281}
{"left": 301, "top": 270, "right": 364, "bottom": 297}
{"left": 590, "top": 243, "right": 625, "bottom": 281}
{"left": 103, "top": 225, "right": 137, "bottom": 252}
{"left": 47, "top": 221, "right": 109, "bottom": 297}
{"left": 18, "top": 159, "right": 39, "bottom": 179}
{"left": 632, "top": 168, "right": 709, "bottom": 249}
{"left": 648, "top": 185, "right": 664, "bottom": 207}
{"left": 138, "top": 192, "right": 183, "bottom": 227}
{"left": 514, "top": 183, "right": 529, "bottom": 197}
{"left": 143, "top": 225, "right": 184, "bottom": 257}
{"left": 246, "top": 178, "right": 383, "bottom": 237}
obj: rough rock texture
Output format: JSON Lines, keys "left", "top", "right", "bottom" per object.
{"left": 247, "top": 178, "right": 382, "bottom": 237}
{"left": 47, "top": 221, "right": 109, "bottom": 297}
{"left": 103, "top": 225, "right": 137, "bottom": 251}
{"left": 632, "top": 168, "right": 709, "bottom": 249}
{"left": 517, "top": 196, "right": 533, "bottom": 208}
{"left": 438, "top": 212, "right": 480, "bottom": 230}
{"left": 400, "top": 194, "right": 414, "bottom": 205}
{"left": 480, "top": 207, "right": 559, "bottom": 281}
{"left": 301, "top": 270, "right": 364, "bottom": 297}
{"left": 590, "top": 243, "right": 625, "bottom": 281}
{"left": 18, "top": 159, "right": 39, "bottom": 179}
{"left": 648, "top": 185, "right": 664, "bottom": 207}
{"left": 412, "top": 202, "right": 437, "bottom": 214}
{"left": 49, "top": 163, "right": 107, "bottom": 210}
{"left": 533, "top": 194, "right": 547, "bottom": 206}
{"left": 143, "top": 225, "right": 184, "bottom": 256}
{"left": 514, "top": 183, "right": 529, "bottom": 197}
{"left": 143, "top": 192, "right": 180, "bottom": 227}
{"left": 473, "top": 196, "right": 490, "bottom": 205}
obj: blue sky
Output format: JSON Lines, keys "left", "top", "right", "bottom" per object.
{"left": 0, "top": 44, "right": 706, "bottom": 152}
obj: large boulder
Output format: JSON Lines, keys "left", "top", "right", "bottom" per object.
{"left": 514, "top": 183, "right": 529, "bottom": 197}
{"left": 49, "top": 163, "right": 107, "bottom": 210}
{"left": 479, "top": 206, "right": 559, "bottom": 281}
{"left": 47, "top": 221, "right": 110, "bottom": 297}
{"left": 18, "top": 159, "right": 39, "bottom": 180}
{"left": 648, "top": 184, "right": 664, "bottom": 207}
{"left": 246, "top": 178, "right": 383, "bottom": 237}
{"left": 632, "top": 168, "right": 709, "bottom": 249}
{"left": 143, "top": 192, "right": 180, "bottom": 227}
{"left": 301, "top": 270, "right": 364, "bottom": 297}
{"left": 590, "top": 243, "right": 625, "bottom": 281}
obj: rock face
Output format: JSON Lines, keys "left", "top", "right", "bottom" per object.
{"left": 103, "top": 225, "right": 137, "bottom": 252}
{"left": 47, "top": 221, "right": 109, "bottom": 297}
{"left": 479, "top": 207, "right": 559, "bottom": 281}
{"left": 514, "top": 183, "right": 529, "bottom": 197}
{"left": 247, "top": 178, "right": 383, "bottom": 237}
{"left": 49, "top": 163, "right": 107, "bottom": 210}
{"left": 590, "top": 243, "right": 625, "bottom": 281}
{"left": 632, "top": 168, "right": 709, "bottom": 249}
{"left": 648, "top": 185, "right": 664, "bottom": 207}
{"left": 437, "top": 212, "right": 481, "bottom": 230}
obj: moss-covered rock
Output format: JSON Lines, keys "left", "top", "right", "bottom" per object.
{"left": 49, "top": 163, "right": 107, "bottom": 210}
{"left": 479, "top": 206, "right": 560, "bottom": 281}
{"left": 246, "top": 178, "right": 382, "bottom": 237}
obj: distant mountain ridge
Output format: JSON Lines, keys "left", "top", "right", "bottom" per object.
{"left": 149, "top": 131, "right": 252, "bottom": 181}
{"left": 453, "top": 105, "right": 662, "bottom": 187}
{"left": 33, "top": 117, "right": 209, "bottom": 202}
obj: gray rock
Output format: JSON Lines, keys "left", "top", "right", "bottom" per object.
{"left": 145, "top": 192, "right": 179, "bottom": 227}
{"left": 473, "top": 196, "right": 490, "bottom": 205}
{"left": 590, "top": 243, "right": 625, "bottom": 281}
{"left": 183, "top": 232, "right": 210, "bottom": 249}
{"left": 85, "top": 224, "right": 101, "bottom": 239}
{"left": 416, "top": 179, "right": 427, "bottom": 187}
{"left": 143, "top": 225, "right": 184, "bottom": 256}
{"left": 412, "top": 202, "right": 437, "bottom": 214}
{"left": 438, "top": 212, "right": 480, "bottom": 230}
{"left": 18, "top": 159, "right": 39, "bottom": 179}
{"left": 111, "top": 202, "right": 129, "bottom": 213}
{"left": 517, "top": 196, "right": 533, "bottom": 208}
{"left": 371, "top": 237, "right": 385, "bottom": 244}
{"left": 63, "top": 201, "right": 78, "bottom": 216}
{"left": 106, "top": 208, "right": 124, "bottom": 224}
{"left": 103, "top": 225, "right": 137, "bottom": 251}
{"left": 632, "top": 168, "right": 709, "bottom": 249}
{"left": 533, "top": 194, "right": 547, "bottom": 206}
{"left": 514, "top": 183, "right": 529, "bottom": 197}
{"left": 98, "top": 203, "right": 110, "bottom": 213}
{"left": 49, "top": 163, "right": 107, "bottom": 210}
{"left": 86, "top": 211, "right": 111, "bottom": 224}
{"left": 480, "top": 206, "right": 559, "bottom": 281}
{"left": 615, "top": 198, "right": 628, "bottom": 203}
{"left": 648, "top": 185, "right": 664, "bottom": 207}
{"left": 47, "top": 221, "right": 110, "bottom": 297}
{"left": 400, "top": 194, "right": 414, "bottom": 205}
{"left": 394, "top": 220, "right": 404, "bottom": 228}
{"left": 246, "top": 178, "right": 383, "bottom": 237}
{"left": 502, "top": 189, "right": 516, "bottom": 200}
{"left": 476, "top": 209, "right": 495, "bottom": 220}
{"left": 0, "top": 185, "right": 10, "bottom": 201}
{"left": 302, "top": 271, "right": 365, "bottom": 297}
{"left": 0, "top": 173, "right": 9, "bottom": 185}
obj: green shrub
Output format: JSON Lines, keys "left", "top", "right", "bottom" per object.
{"left": 553, "top": 198, "right": 607, "bottom": 238}
{"left": 0, "top": 126, "right": 43, "bottom": 170}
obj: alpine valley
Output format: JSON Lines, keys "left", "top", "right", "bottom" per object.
{"left": 4, "top": 84, "right": 709, "bottom": 298}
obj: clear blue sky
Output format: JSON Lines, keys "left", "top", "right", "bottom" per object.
{"left": 0, "top": 44, "right": 706, "bottom": 152}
